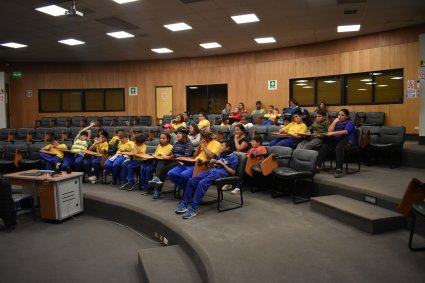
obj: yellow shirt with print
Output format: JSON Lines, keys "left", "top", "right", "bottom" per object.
{"left": 117, "top": 140, "right": 134, "bottom": 154}
{"left": 109, "top": 135, "right": 119, "bottom": 146}
{"left": 94, "top": 141, "right": 109, "bottom": 157}
{"left": 196, "top": 140, "right": 221, "bottom": 162}
{"left": 283, "top": 122, "right": 307, "bottom": 137}
{"left": 42, "top": 143, "right": 67, "bottom": 159}
{"left": 172, "top": 122, "right": 186, "bottom": 132}
{"left": 197, "top": 119, "right": 210, "bottom": 130}
{"left": 154, "top": 144, "right": 173, "bottom": 156}
{"left": 132, "top": 143, "right": 147, "bottom": 160}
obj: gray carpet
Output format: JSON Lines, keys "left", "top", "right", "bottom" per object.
{"left": 0, "top": 214, "right": 160, "bottom": 283}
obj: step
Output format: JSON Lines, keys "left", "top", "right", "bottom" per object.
{"left": 311, "top": 195, "right": 406, "bottom": 234}
{"left": 138, "top": 245, "right": 202, "bottom": 283}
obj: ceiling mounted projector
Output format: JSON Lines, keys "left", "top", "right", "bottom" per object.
{"left": 65, "top": 0, "right": 83, "bottom": 17}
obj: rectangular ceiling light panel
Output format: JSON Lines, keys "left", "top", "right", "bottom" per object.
{"left": 200, "top": 42, "right": 221, "bottom": 49}
{"left": 58, "top": 39, "right": 85, "bottom": 46}
{"left": 164, "top": 22, "right": 192, "bottom": 31}
{"left": 107, "top": 31, "right": 135, "bottom": 38}
{"left": 255, "top": 37, "right": 276, "bottom": 44}
{"left": 113, "top": 0, "right": 140, "bottom": 4}
{"left": 35, "top": 5, "right": 68, "bottom": 16}
{"left": 151, "top": 48, "right": 173, "bottom": 53}
{"left": 231, "top": 13, "right": 259, "bottom": 24}
{"left": 1, "top": 42, "right": 27, "bottom": 48}
{"left": 337, "top": 24, "right": 361, "bottom": 32}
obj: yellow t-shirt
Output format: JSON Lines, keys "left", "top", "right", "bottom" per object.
{"left": 154, "top": 144, "right": 173, "bottom": 156}
{"left": 109, "top": 135, "right": 119, "bottom": 146}
{"left": 132, "top": 143, "right": 147, "bottom": 160}
{"left": 198, "top": 119, "right": 210, "bottom": 130}
{"left": 283, "top": 122, "right": 307, "bottom": 137}
{"left": 42, "top": 143, "right": 67, "bottom": 159}
{"left": 94, "top": 141, "right": 109, "bottom": 156}
{"left": 196, "top": 140, "right": 221, "bottom": 161}
{"left": 219, "top": 123, "right": 231, "bottom": 130}
{"left": 117, "top": 140, "right": 134, "bottom": 153}
{"left": 172, "top": 122, "right": 186, "bottom": 132}
{"left": 264, "top": 113, "right": 280, "bottom": 120}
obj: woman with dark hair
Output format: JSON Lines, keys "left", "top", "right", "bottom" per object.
{"left": 197, "top": 112, "right": 210, "bottom": 130}
{"left": 316, "top": 109, "right": 356, "bottom": 178}
{"left": 233, "top": 124, "right": 250, "bottom": 153}
{"left": 315, "top": 101, "right": 327, "bottom": 112}
{"left": 283, "top": 99, "right": 300, "bottom": 116}
{"left": 171, "top": 114, "right": 186, "bottom": 132}
{"left": 222, "top": 103, "right": 232, "bottom": 116}
{"left": 188, "top": 123, "right": 201, "bottom": 147}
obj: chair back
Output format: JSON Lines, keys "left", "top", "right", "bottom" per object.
{"left": 137, "top": 116, "right": 152, "bottom": 126}
{"left": 266, "top": 125, "right": 282, "bottom": 141}
{"left": 0, "top": 128, "right": 15, "bottom": 141}
{"left": 379, "top": 126, "right": 405, "bottom": 145}
{"left": 4, "top": 143, "right": 28, "bottom": 161}
{"left": 39, "top": 117, "right": 54, "bottom": 127}
{"left": 162, "top": 115, "right": 173, "bottom": 125}
{"left": 234, "top": 153, "right": 247, "bottom": 183}
{"left": 146, "top": 145, "right": 156, "bottom": 154}
{"left": 360, "top": 126, "right": 380, "bottom": 144}
{"left": 70, "top": 116, "right": 86, "bottom": 127}
{"left": 248, "top": 125, "right": 268, "bottom": 140}
{"left": 290, "top": 149, "right": 318, "bottom": 173}
{"left": 364, "top": 112, "right": 385, "bottom": 126}
{"left": 116, "top": 116, "right": 130, "bottom": 126}
{"left": 55, "top": 117, "right": 69, "bottom": 127}
{"left": 28, "top": 143, "right": 49, "bottom": 160}
{"left": 101, "top": 116, "right": 115, "bottom": 126}
{"left": 270, "top": 146, "right": 293, "bottom": 167}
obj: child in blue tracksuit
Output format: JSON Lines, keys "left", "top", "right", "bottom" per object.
{"left": 175, "top": 139, "right": 238, "bottom": 219}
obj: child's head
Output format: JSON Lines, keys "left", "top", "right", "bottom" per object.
{"left": 220, "top": 139, "right": 235, "bottom": 153}
{"left": 80, "top": 131, "right": 89, "bottom": 141}
{"left": 183, "top": 112, "right": 190, "bottom": 121}
{"left": 174, "top": 114, "right": 183, "bottom": 123}
{"left": 135, "top": 133, "right": 146, "bottom": 145}
{"left": 51, "top": 137, "right": 59, "bottom": 146}
{"left": 176, "top": 127, "right": 189, "bottom": 142}
{"left": 198, "top": 113, "right": 207, "bottom": 121}
{"left": 283, "top": 116, "right": 291, "bottom": 126}
{"left": 268, "top": 105, "right": 274, "bottom": 113}
{"left": 234, "top": 124, "right": 246, "bottom": 136}
{"left": 292, "top": 112, "right": 303, "bottom": 123}
{"left": 162, "top": 123, "right": 173, "bottom": 133}
{"left": 160, "top": 133, "right": 171, "bottom": 145}
{"left": 255, "top": 100, "right": 262, "bottom": 109}
{"left": 316, "top": 110, "right": 327, "bottom": 122}
{"left": 250, "top": 136, "right": 263, "bottom": 148}
{"left": 189, "top": 124, "right": 199, "bottom": 136}
{"left": 118, "top": 132, "right": 128, "bottom": 142}
{"left": 272, "top": 107, "right": 279, "bottom": 114}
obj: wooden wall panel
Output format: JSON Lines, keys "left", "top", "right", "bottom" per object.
{"left": 8, "top": 25, "right": 425, "bottom": 134}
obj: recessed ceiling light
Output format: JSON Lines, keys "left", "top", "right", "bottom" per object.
{"left": 371, "top": 72, "right": 383, "bottom": 76}
{"left": 58, "top": 39, "right": 85, "bottom": 46}
{"left": 391, "top": 76, "right": 403, "bottom": 80}
{"left": 189, "top": 86, "right": 199, "bottom": 89}
{"left": 1, "top": 42, "right": 27, "bottom": 48}
{"left": 113, "top": 0, "right": 139, "bottom": 4}
{"left": 360, "top": 79, "right": 372, "bottom": 82}
{"left": 365, "top": 82, "right": 376, "bottom": 85}
{"left": 377, "top": 85, "right": 388, "bottom": 87}
{"left": 337, "top": 24, "right": 361, "bottom": 32}
{"left": 106, "top": 31, "right": 135, "bottom": 38}
{"left": 164, "top": 22, "right": 192, "bottom": 32}
{"left": 254, "top": 37, "right": 276, "bottom": 44}
{"left": 357, "top": 89, "right": 367, "bottom": 91}
{"left": 200, "top": 42, "right": 222, "bottom": 49}
{"left": 323, "top": 80, "right": 336, "bottom": 83}
{"left": 296, "top": 83, "right": 307, "bottom": 86}
{"left": 231, "top": 13, "right": 259, "bottom": 24}
{"left": 296, "top": 80, "right": 308, "bottom": 83}
{"left": 151, "top": 48, "right": 173, "bottom": 54}
{"left": 35, "top": 5, "right": 67, "bottom": 16}
{"left": 302, "top": 86, "right": 313, "bottom": 89}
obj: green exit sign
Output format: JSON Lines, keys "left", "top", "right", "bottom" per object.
{"left": 12, "top": 71, "right": 23, "bottom": 78}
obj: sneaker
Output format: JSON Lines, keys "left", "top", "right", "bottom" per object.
{"left": 230, "top": 188, "right": 240, "bottom": 195}
{"left": 148, "top": 177, "right": 163, "bottom": 187}
{"left": 222, "top": 184, "right": 233, "bottom": 191}
{"left": 175, "top": 203, "right": 188, "bottom": 214}
{"left": 90, "top": 180, "right": 97, "bottom": 184}
{"left": 334, "top": 169, "right": 343, "bottom": 178}
{"left": 182, "top": 207, "right": 197, "bottom": 219}
{"left": 127, "top": 183, "right": 138, "bottom": 191}
{"left": 119, "top": 183, "right": 129, "bottom": 190}
{"left": 88, "top": 176, "right": 96, "bottom": 182}
{"left": 152, "top": 191, "right": 161, "bottom": 200}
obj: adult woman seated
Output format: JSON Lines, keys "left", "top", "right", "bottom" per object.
{"left": 222, "top": 103, "right": 232, "bottom": 116}
{"left": 315, "top": 108, "right": 355, "bottom": 178}
{"left": 188, "top": 123, "right": 201, "bottom": 148}
{"left": 171, "top": 114, "right": 186, "bottom": 132}
{"left": 197, "top": 112, "right": 210, "bottom": 130}
{"left": 283, "top": 99, "right": 300, "bottom": 116}
{"left": 268, "top": 111, "right": 307, "bottom": 148}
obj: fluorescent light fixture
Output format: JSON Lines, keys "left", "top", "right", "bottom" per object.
{"left": 357, "top": 89, "right": 367, "bottom": 91}
{"left": 377, "top": 85, "right": 388, "bottom": 87}
{"left": 231, "top": 13, "right": 259, "bottom": 24}
{"left": 1, "top": 42, "right": 27, "bottom": 48}
{"left": 323, "top": 80, "right": 336, "bottom": 83}
{"left": 391, "top": 76, "right": 403, "bottom": 80}
{"left": 164, "top": 22, "right": 192, "bottom": 32}
{"left": 189, "top": 86, "right": 199, "bottom": 89}
{"left": 255, "top": 37, "right": 276, "bottom": 44}
{"left": 200, "top": 42, "right": 222, "bottom": 49}
{"left": 58, "top": 39, "right": 85, "bottom": 46}
{"left": 360, "top": 79, "right": 372, "bottom": 82}
{"left": 296, "top": 80, "right": 308, "bottom": 83}
{"left": 365, "top": 82, "right": 376, "bottom": 85}
{"left": 337, "top": 24, "right": 361, "bottom": 32}
{"left": 151, "top": 48, "right": 173, "bottom": 54}
{"left": 302, "top": 86, "right": 313, "bottom": 89}
{"left": 113, "top": 0, "right": 139, "bottom": 4}
{"left": 371, "top": 72, "right": 383, "bottom": 76}
{"left": 35, "top": 5, "right": 67, "bottom": 16}
{"left": 106, "top": 31, "right": 135, "bottom": 38}
{"left": 296, "top": 83, "right": 307, "bottom": 86}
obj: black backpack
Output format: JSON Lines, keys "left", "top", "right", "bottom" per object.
{"left": 0, "top": 179, "right": 17, "bottom": 229}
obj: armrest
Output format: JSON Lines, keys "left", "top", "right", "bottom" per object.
{"left": 273, "top": 155, "right": 291, "bottom": 160}
{"left": 215, "top": 176, "right": 241, "bottom": 186}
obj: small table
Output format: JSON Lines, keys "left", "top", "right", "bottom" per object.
{"left": 5, "top": 170, "right": 84, "bottom": 221}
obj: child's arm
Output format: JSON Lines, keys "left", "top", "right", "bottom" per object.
{"left": 76, "top": 120, "right": 96, "bottom": 139}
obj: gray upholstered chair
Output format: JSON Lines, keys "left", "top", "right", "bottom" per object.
{"left": 272, "top": 149, "right": 318, "bottom": 204}
{"left": 361, "top": 112, "right": 385, "bottom": 126}
{"left": 367, "top": 126, "right": 405, "bottom": 168}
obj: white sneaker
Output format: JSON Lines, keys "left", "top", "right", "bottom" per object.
{"left": 222, "top": 184, "right": 233, "bottom": 191}
{"left": 88, "top": 176, "right": 97, "bottom": 182}
{"left": 90, "top": 180, "right": 97, "bottom": 184}
{"left": 230, "top": 188, "right": 240, "bottom": 195}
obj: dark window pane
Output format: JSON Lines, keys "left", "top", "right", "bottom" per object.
{"left": 40, "top": 91, "right": 61, "bottom": 112}
{"left": 317, "top": 76, "right": 341, "bottom": 105}
{"left": 207, "top": 84, "right": 228, "bottom": 113}
{"left": 346, "top": 73, "right": 373, "bottom": 104}
{"left": 186, "top": 85, "right": 209, "bottom": 114}
{"left": 62, "top": 90, "right": 82, "bottom": 111}
{"left": 291, "top": 79, "right": 314, "bottom": 105}
{"left": 374, "top": 70, "right": 403, "bottom": 103}
{"left": 105, "top": 89, "right": 125, "bottom": 111}
{"left": 85, "top": 90, "right": 104, "bottom": 111}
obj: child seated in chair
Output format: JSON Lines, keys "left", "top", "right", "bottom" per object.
{"left": 296, "top": 109, "right": 329, "bottom": 150}
{"left": 40, "top": 137, "right": 67, "bottom": 170}
{"left": 268, "top": 111, "right": 307, "bottom": 148}
{"left": 85, "top": 133, "right": 109, "bottom": 184}
{"left": 119, "top": 133, "right": 147, "bottom": 191}
{"left": 103, "top": 132, "right": 134, "bottom": 185}
{"left": 175, "top": 139, "right": 238, "bottom": 219}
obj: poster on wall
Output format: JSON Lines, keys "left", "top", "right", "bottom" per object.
{"left": 268, "top": 80, "right": 277, "bottom": 90}
{"left": 129, "top": 86, "right": 138, "bottom": 96}
{"left": 406, "top": 80, "right": 416, "bottom": 99}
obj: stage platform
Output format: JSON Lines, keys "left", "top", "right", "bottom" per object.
{"left": 82, "top": 164, "right": 425, "bottom": 283}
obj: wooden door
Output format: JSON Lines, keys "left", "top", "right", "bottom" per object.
{"left": 156, "top": 86, "right": 173, "bottom": 120}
